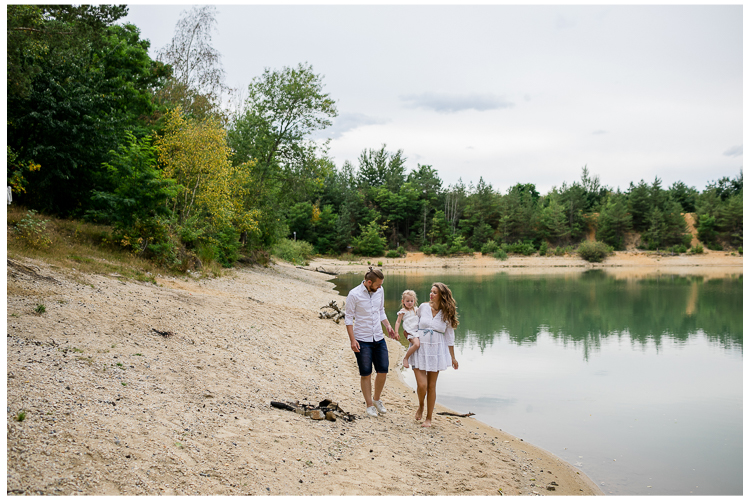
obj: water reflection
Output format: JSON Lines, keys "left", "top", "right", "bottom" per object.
{"left": 333, "top": 270, "right": 743, "bottom": 360}
{"left": 331, "top": 269, "right": 743, "bottom": 494}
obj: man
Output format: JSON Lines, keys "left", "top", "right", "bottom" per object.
{"left": 345, "top": 267, "right": 398, "bottom": 417}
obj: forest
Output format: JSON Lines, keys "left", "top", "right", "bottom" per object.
{"left": 7, "top": 5, "right": 743, "bottom": 269}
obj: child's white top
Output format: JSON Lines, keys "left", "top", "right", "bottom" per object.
{"left": 398, "top": 307, "right": 420, "bottom": 334}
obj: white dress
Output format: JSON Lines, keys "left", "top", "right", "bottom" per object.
{"left": 409, "top": 302, "right": 455, "bottom": 372}
{"left": 398, "top": 308, "right": 420, "bottom": 339}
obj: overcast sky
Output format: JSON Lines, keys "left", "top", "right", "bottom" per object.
{"left": 123, "top": 4, "right": 743, "bottom": 195}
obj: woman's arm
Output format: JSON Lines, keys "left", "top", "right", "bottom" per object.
{"left": 449, "top": 345, "right": 458, "bottom": 369}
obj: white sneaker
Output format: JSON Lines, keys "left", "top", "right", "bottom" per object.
{"left": 366, "top": 406, "right": 379, "bottom": 417}
{"left": 373, "top": 400, "right": 387, "bottom": 414}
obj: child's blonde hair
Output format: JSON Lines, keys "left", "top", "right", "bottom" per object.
{"left": 401, "top": 289, "right": 418, "bottom": 309}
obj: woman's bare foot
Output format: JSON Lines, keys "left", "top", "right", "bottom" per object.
{"left": 403, "top": 357, "right": 410, "bottom": 369}
{"left": 421, "top": 418, "right": 432, "bottom": 428}
{"left": 415, "top": 407, "right": 423, "bottom": 421}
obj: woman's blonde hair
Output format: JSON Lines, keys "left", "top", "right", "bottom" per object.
{"left": 401, "top": 289, "right": 418, "bottom": 309}
{"left": 431, "top": 282, "right": 459, "bottom": 328}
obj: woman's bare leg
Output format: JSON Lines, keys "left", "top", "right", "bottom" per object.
{"left": 422, "top": 371, "right": 440, "bottom": 427}
{"left": 413, "top": 368, "right": 427, "bottom": 421}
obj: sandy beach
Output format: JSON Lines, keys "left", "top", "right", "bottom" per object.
{"left": 6, "top": 250, "right": 741, "bottom": 495}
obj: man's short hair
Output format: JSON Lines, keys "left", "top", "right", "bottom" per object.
{"left": 364, "top": 267, "right": 384, "bottom": 282}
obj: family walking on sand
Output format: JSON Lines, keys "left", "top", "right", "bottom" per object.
{"left": 345, "top": 268, "right": 459, "bottom": 427}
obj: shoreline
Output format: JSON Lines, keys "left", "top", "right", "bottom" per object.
{"left": 8, "top": 256, "right": 602, "bottom": 495}
{"left": 306, "top": 250, "right": 743, "bottom": 279}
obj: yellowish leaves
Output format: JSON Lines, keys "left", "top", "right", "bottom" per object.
{"left": 311, "top": 203, "right": 321, "bottom": 224}
{"left": 156, "top": 107, "right": 260, "bottom": 233}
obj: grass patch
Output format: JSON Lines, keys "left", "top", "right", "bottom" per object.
{"left": 16, "top": 410, "right": 26, "bottom": 422}
{"left": 34, "top": 303, "right": 46, "bottom": 314}
{"left": 7, "top": 205, "right": 202, "bottom": 281}
{"left": 270, "top": 238, "right": 315, "bottom": 266}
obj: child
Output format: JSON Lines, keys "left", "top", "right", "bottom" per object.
{"left": 394, "top": 290, "right": 420, "bottom": 368}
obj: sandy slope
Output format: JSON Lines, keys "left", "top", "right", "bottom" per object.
{"left": 7, "top": 257, "right": 603, "bottom": 496}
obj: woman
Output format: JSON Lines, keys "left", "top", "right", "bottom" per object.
{"left": 408, "top": 282, "right": 459, "bottom": 427}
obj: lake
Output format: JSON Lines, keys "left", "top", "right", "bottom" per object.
{"left": 332, "top": 269, "right": 743, "bottom": 495}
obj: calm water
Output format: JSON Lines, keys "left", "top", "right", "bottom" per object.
{"left": 332, "top": 270, "right": 743, "bottom": 495}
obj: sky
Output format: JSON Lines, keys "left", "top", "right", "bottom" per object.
{"left": 123, "top": 4, "right": 743, "bottom": 195}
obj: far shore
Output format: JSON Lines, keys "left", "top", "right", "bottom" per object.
{"left": 306, "top": 249, "right": 743, "bottom": 279}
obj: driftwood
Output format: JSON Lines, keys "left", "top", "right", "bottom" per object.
{"left": 319, "top": 300, "right": 346, "bottom": 324}
{"left": 296, "top": 266, "right": 338, "bottom": 276}
{"left": 437, "top": 411, "right": 476, "bottom": 418}
{"left": 271, "top": 398, "right": 356, "bottom": 422}
{"left": 152, "top": 328, "right": 175, "bottom": 338}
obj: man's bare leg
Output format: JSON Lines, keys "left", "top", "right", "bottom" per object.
{"left": 373, "top": 372, "right": 387, "bottom": 402}
{"left": 360, "top": 375, "right": 374, "bottom": 407}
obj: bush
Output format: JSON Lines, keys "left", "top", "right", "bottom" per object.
{"left": 448, "top": 235, "right": 471, "bottom": 255}
{"left": 481, "top": 240, "right": 499, "bottom": 255}
{"left": 690, "top": 243, "right": 704, "bottom": 254}
{"left": 739, "top": 247, "right": 743, "bottom": 255}
{"left": 539, "top": 241, "right": 549, "bottom": 257}
{"left": 421, "top": 245, "right": 434, "bottom": 255}
{"left": 682, "top": 233, "right": 694, "bottom": 248}
{"left": 667, "top": 244, "right": 688, "bottom": 254}
{"left": 271, "top": 238, "right": 315, "bottom": 266}
{"left": 352, "top": 220, "right": 387, "bottom": 257}
{"left": 385, "top": 246, "right": 407, "bottom": 258}
{"left": 432, "top": 243, "right": 450, "bottom": 256}
{"left": 503, "top": 241, "right": 536, "bottom": 256}
{"left": 578, "top": 241, "right": 612, "bottom": 263}
{"left": 13, "top": 210, "right": 51, "bottom": 248}
{"left": 493, "top": 249, "right": 508, "bottom": 261}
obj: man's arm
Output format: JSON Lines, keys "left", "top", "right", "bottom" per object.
{"left": 378, "top": 290, "right": 397, "bottom": 339}
{"left": 345, "top": 293, "right": 360, "bottom": 351}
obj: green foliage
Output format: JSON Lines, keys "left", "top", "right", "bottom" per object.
{"left": 88, "top": 132, "right": 177, "bottom": 229}
{"left": 493, "top": 249, "right": 508, "bottom": 260}
{"left": 503, "top": 241, "right": 536, "bottom": 256}
{"left": 577, "top": 240, "right": 612, "bottom": 263}
{"left": 667, "top": 244, "right": 688, "bottom": 254}
{"left": 352, "top": 220, "right": 387, "bottom": 257}
{"left": 539, "top": 241, "right": 549, "bottom": 256}
{"left": 13, "top": 210, "right": 51, "bottom": 248}
{"left": 34, "top": 304, "right": 46, "bottom": 314}
{"left": 481, "top": 240, "right": 499, "bottom": 255}
{"left": 641, "top": 201, "right": 688, "bottom": 250}
{"left": 739, "top": 247, "right": 742, "bottom": 255}
{"left": 228, "top": 63, "right": 337, "bottom": 250}
{"left": 8, "top": 11, "right": 169, "bottom": 215}
{"left": 385, "top": 246, "right": 407, "bottom": 258}
{"left": 448, "top": 235, "right": 471, "bottom": 255}
{"left": 15, "top": 410, "right": 27, "bottom": 422}
{"left": 596, "top": 195, "right": 633, "bottom": 250}
{"left": 690, "top": 243, "right": 704, "bottom": 254}
{"left": 271, "top": 238, "right": 315, "bottom": 266}
{"left": 697, "top": 214, "right": 718, "bottom": 246}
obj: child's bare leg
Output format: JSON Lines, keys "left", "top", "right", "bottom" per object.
{"left": 402, "top": 337, "right": 420, "bottom": 368}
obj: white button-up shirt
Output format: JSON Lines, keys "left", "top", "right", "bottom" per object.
{"left": 345, "top": 281, "right": 387, "bottom": 342}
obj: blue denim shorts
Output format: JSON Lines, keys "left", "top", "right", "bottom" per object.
{"left": 354, "top": 338, "right": 389, "bottom": 376}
